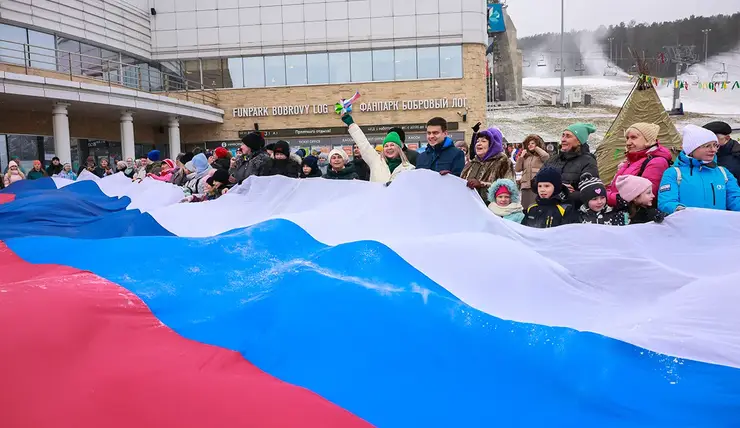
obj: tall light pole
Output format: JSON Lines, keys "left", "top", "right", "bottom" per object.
{"left": 608, "top": 37, "right": 614, "bottom": 62}
{"left": 560, "top": 0, "right": 565, "bottom": 105}
{"left": 702, "top": 28, "right": 711, "bottom": 65}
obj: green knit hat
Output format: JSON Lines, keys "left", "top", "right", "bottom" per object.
{"left": 565, "top": 123, "right": 597, "bottom": 145}
{"left": 383, "top": 132, "right": 403, "bottom": 148}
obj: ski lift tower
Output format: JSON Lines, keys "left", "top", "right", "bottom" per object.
{"left": 663, "top": 45, "right": 698, "bottom": 115}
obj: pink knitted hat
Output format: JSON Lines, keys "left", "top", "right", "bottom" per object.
{"left": 615, "top": 175, "right": 652, "bottom": 202}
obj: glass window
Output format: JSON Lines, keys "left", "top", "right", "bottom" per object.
{"left": 350, "top": 51, "right": 372, "bottom": 82}
{"left": 440, "top": 45, "right": 463, "bottom": 78}
{"left": 28, "top": 30, "right": 55, "bottom": 70}
{"left": 224, "top": 57, "right": 244, "bottom": 88}
{"left": 243, "top": 57, "right": 265, "bottom": 88}
{"left": 0, "top": 24, "right": 27, "bottom": 66}
{"left": 202, "top": 58, "right": 224, "bottom": 88}
{"left": 394, "top": 48, "right": 417, "bottom": 80}
{"left": 121, "top": 56, "right": 141, "bottom": 90}
{"left": 148, "top": 64, "right": 163, "bottom": 91}
{"left": 417, "top": 46, "right": 439, "bottom": 79}
{"left": 307, "top": 53, "right": 328, "bottom": 84}
{"left": 372, "top": 49, "right": 394, "bottom": 81}
{"left": 285, "top": 54, "right": 307, "bottom": 86}
{"left": 7, "top": 135, "right": 40, "bottom": 172}
{"left": 0, "top": 135, "right": 7, "bottom": 173}
{"left": 80, "top": 43, "right": 102, "bottom": 77}
{"left": 264, "top": 55, "right": 286, "bottom": 87}
{"left": 329, "top": 52, "right": 350, "bottom": 84}
{"left": 101, "top": 49, "right": 120, "bottom": 84}
{"left": 183, "top": 60, "right": 201, "bottom": 89}
{"left": 56, "top": 37, "right": 82, "bottom": 74}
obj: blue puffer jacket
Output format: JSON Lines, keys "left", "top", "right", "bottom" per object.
{"left": 658, "top": 151, "right": 740, "bottom": 213}
{"left": 416, "top": 137, "right": 466, "bottom": 176}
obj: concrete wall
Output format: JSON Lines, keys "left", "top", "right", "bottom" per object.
{"left": 181, "top": 43, "right": 485, "bottom": 144}
{"left": 150, "top": 0, "right": 487, "bottom": 60}
{"left": 0, "top": 0, "right": 152, "bottom": 58}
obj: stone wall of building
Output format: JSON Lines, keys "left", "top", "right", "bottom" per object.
{"left": 181, "top": 44, "right": 485, "bottom": 147}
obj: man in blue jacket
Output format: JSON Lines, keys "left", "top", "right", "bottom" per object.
{"left": 658, "top": 124, "right": 740, "bottom": 213}
{"left": 416, "top": 117, "right": 466, "bottom": 176}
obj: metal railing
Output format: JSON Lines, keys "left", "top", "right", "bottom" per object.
{"left": 0, "top": 39, "right": 218, "bottom": 107}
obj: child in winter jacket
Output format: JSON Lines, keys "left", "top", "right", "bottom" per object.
{"left": 487, "top": 178, "right": 525, "bottom": 223}
{"left": 578, "top": 173, "right": 628, "bottom": 225}
{"left": 616, "top": 175, "right": 667, "bottom": 224}
{"left": 522, "top": 167, "right": 577, "bottom": 228}
{"left": 148, "top": 159, "right": 176, "bottom": 182}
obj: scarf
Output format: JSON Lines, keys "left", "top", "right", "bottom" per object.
{"left": 489, "top": 201, "right": 524, "bottom": 217}
{"left": 386, "top": 157, "right": 402, "bottom": 173}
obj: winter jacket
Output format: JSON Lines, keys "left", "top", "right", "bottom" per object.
{"left": 146, "top": 161, "right": 163, "bottom": 176}
{"left": 462, "top": 153, "right": 514, "bottom": 202}
{"left": 515, "top": 147, "right": 550, "bottom": 190}
{"left": 347, "top": 123, "right": 415, "bottom": 183}
{"left": 3, "top": 172, "right": 23, "bottom": 187}
{"left": 522, "top": 196, "right": 577, "bottom": 228}
{"left": 46, "top": 164, "right": 63, "bottom": 176}
{"left": 403, "top": 146, "right": 419, "bottom": 166}
{"left": 658, "top": 151, "right": 740, "bottom": 213}
{"left": 416, "top": 137, "right": 466, "bottom": 176}
{"left": 27, "top": 169, "right": 47, "bottom": 180}
{"left": 262, "top": 158, "right": 302, "bottom": 178}
{"left": 350, "top": 158, "right": 370, "bottom": 181}
{"left": 487, "top": 179, "right": 525, "bottom": 223}
{"left": 629, "top": 206, "right": 667, "bottom": 225}
{"left": 183, "top": 172, "right": 209, "bottom": 196}
{"left": 212, "top": 157, "right": 231, "bottom": 172}
{"left": 717, "top": 138, "right": 740, "bottom": 181}
{"left": 148, "top": 172, "right": 173, "bottom": 182}
{"left": 323, "top": 164, "right": 359, "bottom": 180}
{"left": 579, "top": 204, "right": 628, "bottom": 226}
{"left": 606, "top": 144, "right": 672, "bottom": 207}
{"left": 234, "top": 150, "right": 270, "bottom": 184}
{"left": 56, "top": 170, "right": 77, "bottom": 181}
{"left": 544, "top": 144, "right": 599, "bottom": 206}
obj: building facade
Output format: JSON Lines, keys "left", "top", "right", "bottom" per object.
{"left": 0, "top": 0, "right": 487, "bottom": 172}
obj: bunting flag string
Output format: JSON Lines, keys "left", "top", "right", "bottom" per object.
{"left": 627, "top": 73, "right": 740, "bottom": 92}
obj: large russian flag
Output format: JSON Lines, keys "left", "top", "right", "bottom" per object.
{"left": 1, "top": 170, "right": 739, "bottom": 427}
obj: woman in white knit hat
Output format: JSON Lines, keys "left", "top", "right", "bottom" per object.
{"left": 606, "top": 122, "right": 672, "bottom": 208}
{"left": 658, "top": 124, "right": 740, "bottom": 213}
{"left": 322, "top": 148, "right": 359, "bottom": 180}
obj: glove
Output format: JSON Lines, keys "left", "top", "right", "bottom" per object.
{"left": 651, "top": 208, "right": 667, "bottom": 224}
{"left": 466, "top": 179, "right": 482, "bottom": 189}
{"left": 472, "top": 122, "right": 481, "bottom": 133}
{"left": 439, "top": 170, "right": 451, "bottom": 176}
{"left": 179, "top": 195, "right": 194, "bottom": 203}
{"left": 341, "top": 114, "right": 354, "bottom": 126}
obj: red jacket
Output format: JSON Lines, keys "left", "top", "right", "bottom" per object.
{"left": 606, "top": 144, "right": 672, "bottom": 207}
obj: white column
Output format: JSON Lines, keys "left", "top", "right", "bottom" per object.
{"left": 121, "top": 110, "right": 135, "bottom": 160}
{"left": 52, "top": 103, "right": 72, "bottom": 164}
{"left": 168, "top": 116, "right": 181, "bottom": 158}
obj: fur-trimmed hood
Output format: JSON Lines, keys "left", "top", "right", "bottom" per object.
{"left": 488, "top": 178, "right": 521, "bottom": 203}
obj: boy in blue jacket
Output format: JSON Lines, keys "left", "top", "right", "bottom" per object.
{"left": 658, "top": 124, "right": 740, "bottom": 213}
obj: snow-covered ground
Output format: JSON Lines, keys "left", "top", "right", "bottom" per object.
{"left": 489, "top": 74, "right": 740, "bottom": 144}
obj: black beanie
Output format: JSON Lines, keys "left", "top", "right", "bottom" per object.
{"left": 265, "top": 143, "right": 276, "bottom": 152}
{"left": 534, "top": 167, "right": 562, "bottom": 194}
{"left": 180, "top": 152, "right": 195, "bottom": 164}
{"left": 273, "top": 140, "right": 290, "bottom": 156}
{"left": 388, "top": 127, "right": 406, "bottom": 143}
{"left": 242, "top": 132, "right": 265, "bottom": 151}
{"left": 207, "top": 168, "right": 230, "bottom": 186}
{"left": 578, "top": 173, "right": 606, "bottom": 203}
{"left": 703, "top": 121, "right": 732, "bottom": 136}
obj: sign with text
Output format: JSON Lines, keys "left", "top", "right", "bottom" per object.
{"left": 238, "top": 122, "right": 459, "bottom": 139}
{"left": 232, "top": 98, "right": 467, "bottom": 118}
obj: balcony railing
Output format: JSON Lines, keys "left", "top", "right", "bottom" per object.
{"left": 0, "top": 39, "right": 218, "bottom": 107}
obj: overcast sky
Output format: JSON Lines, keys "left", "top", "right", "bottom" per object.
{"left": 506, "top": 0, "right": 740, "bottom": 37}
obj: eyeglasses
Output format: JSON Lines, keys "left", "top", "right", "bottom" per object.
{"left": 699, "top": 142, "right": 720, "bottom": 150}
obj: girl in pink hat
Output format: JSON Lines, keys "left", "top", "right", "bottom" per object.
{"left": 615, "top": 175, "right": 666, "bottom": 224}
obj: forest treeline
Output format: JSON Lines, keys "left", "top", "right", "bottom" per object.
{"left": 517, "top": 13, "right": 740, "bottom": 77}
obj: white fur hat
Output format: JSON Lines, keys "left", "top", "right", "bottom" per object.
{"left": 328, "top": 148, "right": 348, "bottom": 163}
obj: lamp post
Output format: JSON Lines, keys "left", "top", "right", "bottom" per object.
{"left": 559, "top": 0, "right": 565, "bottom": 105}
{"left": 608, "top": 37, "right": 614, "bottom": 62}
{"left": 701, "top": 28, "right": 711, "bottom": 66}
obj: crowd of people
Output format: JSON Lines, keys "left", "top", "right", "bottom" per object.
{"left": 3, "top": 115, "right": 739, "bottom": 228}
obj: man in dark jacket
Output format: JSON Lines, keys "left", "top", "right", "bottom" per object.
{"left": 704, "top": 121, "right": 740, "bottom": 180}
{"left": 388, "top": 127, "right": 418, "bottom": 166}
{"left": 211, "top": 147, "right": 232, "bottom": 172}
{"left": 262, "top": 141, "right": 301, "bottom": 178}
{"left": 416, "top": 117, "right": 465, "bottom": 176}
{"left": 46, "top": 157, "right": 63, "bottom": 176}
{"left": 350, "top": 144, "right": 370, "bottom": 181}
{"left": 544, "top": 123, "right": 599, "bottom": 208}
{"left": 232, "top": 132, "right": 270, "bottom": 184}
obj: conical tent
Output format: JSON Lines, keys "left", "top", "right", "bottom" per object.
{"left": 596, "top": 76, "right": 682, "bottom": 185}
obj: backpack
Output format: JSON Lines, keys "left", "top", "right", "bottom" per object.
{"left": 673, "top": 166, "right": 729, "bottom": 186}
{"left": 636, "top": 155, "right": 673, "bottom": 178}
